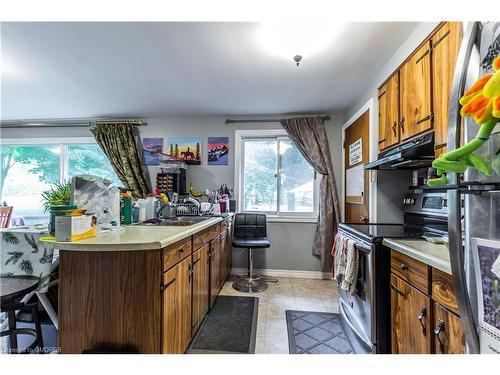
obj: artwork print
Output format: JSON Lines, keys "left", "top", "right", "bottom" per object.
{"left": 207, "top": 137, "right": 229, "bottom": 166}
{"left": 142, "top": 138, "right": 163, "bottom": 166}
{"left": 168, "top": 137, "right": 202, "bottom": 165}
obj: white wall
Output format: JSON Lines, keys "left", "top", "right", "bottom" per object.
{"left": 342, "top": 22, "right": 439, "bottom": 223}
{"left": 1, "top": 114, "right": 345, "bottom": 273}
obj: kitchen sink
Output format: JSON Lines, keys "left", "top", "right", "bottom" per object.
{"left": 138, "top": 216, "right": 212, "bottom": 226}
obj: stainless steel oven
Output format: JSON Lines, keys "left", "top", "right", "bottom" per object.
{"left": 337, "top": 192, "right": 449, "bottom": 354}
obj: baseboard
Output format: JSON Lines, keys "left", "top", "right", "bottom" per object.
{"left": 230, "top": 268, "right": 332, "bottom": 280}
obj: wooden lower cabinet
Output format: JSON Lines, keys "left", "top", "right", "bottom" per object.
{"left": 161, "top": 256, "right": 193, "bottom": 354}
{"left": 209, "top": 235, "right": 221, "bottom": 307}
{"left": 224, "top": 227, "right": 232, "bottom": 278}
{"left": 191, "top": 243, "right": 209, "bottom": 334}
{"left": 219, "top": 230, "right": 228, "bottom": 285}
{"left": 433, "top": 303, "right": 465, "bottom": 354}
{"left": 391, "top": 274, "right": 432, "bottom": 354}
{"left": 390, "top": 249, "right": 465, "bottom": 354}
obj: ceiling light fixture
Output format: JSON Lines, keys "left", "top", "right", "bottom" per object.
{"left": 257, "top": 21, "right": 345, "bottom": 66}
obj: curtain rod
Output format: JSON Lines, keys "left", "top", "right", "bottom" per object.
{"left": 224, "top": 115, "right": 331, "bottom": 125}
{"left": 0, "top": 119, "right": 147, "bottom": 129}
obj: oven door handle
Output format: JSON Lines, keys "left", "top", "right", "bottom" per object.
{"left": 340, "top": 299, "right": 373, "bottom": 349}
{"left": 354, "top": 242, "right": 371, "bottom": 254}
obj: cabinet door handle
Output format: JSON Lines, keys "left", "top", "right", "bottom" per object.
{"left": 434, "top": 142, "right": 447, "bottom": 151}
{"left": 400, "top": 263, "right": 409, "bottom": 271}
{"left": 399, "top": 118, "right": 405, "bottom": 133}
{"left": 188, "top": 265, "right": 193, "bottom": 282}
{"left": 416, "top": 113, "right": 433, "bottom": 126}
{"left": 434, "top": 320, "right": 446, "bottom": 354}
{"left": 390, "top": 283, "right": 406, "bottom": 296}
{"left": 161, "top": 278, "right": 176, "bottom": 291}
{"left": 177, "top": 247, "right": 185, "bottom": 254}
{"left": 417, "top": 307, "right": 427, "bottom": 336}
{"left": 392, "top": 122, "right": 397, "bottom": 137}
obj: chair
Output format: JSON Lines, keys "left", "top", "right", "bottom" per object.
{"left": 0, "top": 206, "right": 13, "bottom": 228}
{"left": 232, "top": 213, "right": 276, "bottom": 293}
{"left": 0, "top": 276, "right": 44, "bottom": 354}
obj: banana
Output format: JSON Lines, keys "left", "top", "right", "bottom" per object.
{"left": 189, "top": 184, "right": 203, "bottom": 198}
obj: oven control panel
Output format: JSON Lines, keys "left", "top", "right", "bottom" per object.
{"left": 403, "top": 192, "right": 448, "bottom": 216}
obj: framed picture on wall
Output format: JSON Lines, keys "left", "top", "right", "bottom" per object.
{"left": 142, "top": 138, "right": 163, "bottom": 165}
{"left": 168, "top": 137, "right": 202, "bottom": 165}
{"left": 207, "top": 137, "right": 229, "bottom": 166}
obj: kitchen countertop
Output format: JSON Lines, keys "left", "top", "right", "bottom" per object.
{"left": 382, "top": 238, "right": 452, "bottom": 275}
{"left": 41, "top": 216, "right": 224, "bottom": 251}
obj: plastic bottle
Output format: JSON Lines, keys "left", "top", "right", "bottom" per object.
{"left": 137, "top": 198, "right": 147, "bottom": 223}
{"left": 120, "top": 191, "right": 133, "bottom": 225}
{"left": 145, "top": 194, "right": 156, "bottom": 220}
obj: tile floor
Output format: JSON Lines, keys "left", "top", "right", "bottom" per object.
{"left": 219, "top": 276, "right": 339, "bottom": 354}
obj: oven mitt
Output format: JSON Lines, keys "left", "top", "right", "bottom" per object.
{"left": 428, "top": 56, "right": 500, "bottom": 186}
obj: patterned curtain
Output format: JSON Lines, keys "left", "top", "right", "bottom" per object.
{"left": 280, "top": 116, "right": 340, "bottom": 272}
{"left": 90, "top": 122, "right": 150, "bottom": 198}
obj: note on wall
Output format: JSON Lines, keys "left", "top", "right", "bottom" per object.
{"left": 349, "top": 138, "right": 363, "bottom": 166}
{"left": 346, "top": 164, "right": 364, "bottom": 204}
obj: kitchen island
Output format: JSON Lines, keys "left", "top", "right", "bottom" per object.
{"left": 42, "top": 215, "right": 233, "bottom": 354}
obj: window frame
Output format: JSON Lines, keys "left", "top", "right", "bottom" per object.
{"left": 235, "top": 129, "right": 319, "bottom": 223}
{"left": 0, "top": 137, "right": 110, "bottom": 183}
{"left": 0, "top": 137, "right": 119, "bottom": 222}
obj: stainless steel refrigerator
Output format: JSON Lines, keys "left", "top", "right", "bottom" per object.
{"left": 447, "top": 22, "right": 500, "bottom": 354}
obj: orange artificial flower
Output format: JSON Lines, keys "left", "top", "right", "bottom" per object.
{"left": 460, "top": 56, "right": 500, "bottom": 124}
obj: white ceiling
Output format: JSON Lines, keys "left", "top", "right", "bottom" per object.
{"left": 0, "top": 22, "right": 419, "bottom": 121}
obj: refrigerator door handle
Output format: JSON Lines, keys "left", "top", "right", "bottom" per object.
{"left": 446, "top": 22, "right": 480, "bottom": 177}
{"left": 448, "top": 189, "right": 480, "bottom": 353}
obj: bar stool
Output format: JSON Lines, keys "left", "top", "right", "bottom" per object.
{"left": 232, "top": 213, "right": 277, "bottom": 293}
{"left": 1, "top": 276, "right": 44, "bottom": 354}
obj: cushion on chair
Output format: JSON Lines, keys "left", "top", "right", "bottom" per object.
{"left": 232, "top": 213, "right": 271, "bottom": 249}
{"left": 232, "top": 237, "right": 271, "bottom": 249}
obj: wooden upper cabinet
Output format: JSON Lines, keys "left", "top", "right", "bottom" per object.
{"left": 400, "top": 40, "right": 433, "bottom": 141}
{"left": 391, "top": 274, "right": 432, "bottom": 354}
{"left": 378, "top": 73, "right": 400, "bottom": 152}
{"left": 433, "top": 303, "right": 465, "bottom": 354}
{"left": 162, "top": 256, "right": 193, "bottom": 354}
{"left": 431, "top": 22, "right": 462, "bottom": 157}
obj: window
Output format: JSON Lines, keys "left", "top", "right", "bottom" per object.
{"left": 236, "top": 130, "right": 317, "bottom": 220}
{"left": 0, "top": 138, "right": 120, "bottom": 225}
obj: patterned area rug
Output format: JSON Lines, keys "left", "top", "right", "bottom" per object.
{"left": 285, "top": 310, "right": 354, "bottom": 354}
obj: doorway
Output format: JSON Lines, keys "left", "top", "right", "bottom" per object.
{"left": 344, "top": 110, "right": 370, "bottom": 223}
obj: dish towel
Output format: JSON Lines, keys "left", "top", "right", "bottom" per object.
{"left": 332, "top": 232, "right": 359, "bottom": 294}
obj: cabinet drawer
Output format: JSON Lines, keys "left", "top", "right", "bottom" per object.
{"left": 391, "top": 250, "right": 430, "bottom": 294}
{"left": 193, "top": 224, "right": 219, "bottom": 251}
{"left": 162, "top": 237, "right": 192, "bottom": 272}
{"left": 432, "top": 268, "right": 459, "bottom": 315}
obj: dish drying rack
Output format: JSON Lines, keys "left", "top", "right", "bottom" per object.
{"left": 176, "top": 203, "right": 199, "bottom": 216}
{"left": 175, "top": 202, "right": 214, "bottom": 216}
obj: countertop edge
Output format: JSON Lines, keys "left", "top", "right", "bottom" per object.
{"left": 382, "top": 238, "right": 452, "bottom": 275}
{"left": 41, "top": 216, "right": 224, "bottom": 251}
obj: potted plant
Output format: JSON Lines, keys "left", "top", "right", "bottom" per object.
{"left": 41, "top": 181, "right": 76, "bottom": 235}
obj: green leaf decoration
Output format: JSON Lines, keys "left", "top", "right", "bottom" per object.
{"left": 37, "top": 273, "right": 51, "bottom": 290}
{"left": 39, "top": 248, "right": 53, "bottom": 264}
{"left": 19, "top": 259, "right": 33, "bottom": 275}
{"left": 5, "top": 251, "right": 23, "bottom": 265}
{"left": 24, "top": 233, "right": 39, "bottom": 253}
{"left": 2, "top": 232, "right": 20, "bottom": 245}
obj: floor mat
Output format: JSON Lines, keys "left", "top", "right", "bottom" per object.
{"left": 187, "top": 295, "right": 258, "bottom": 354}
{"left": 285, "top": 310, "right": 354, "bottom": 354}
